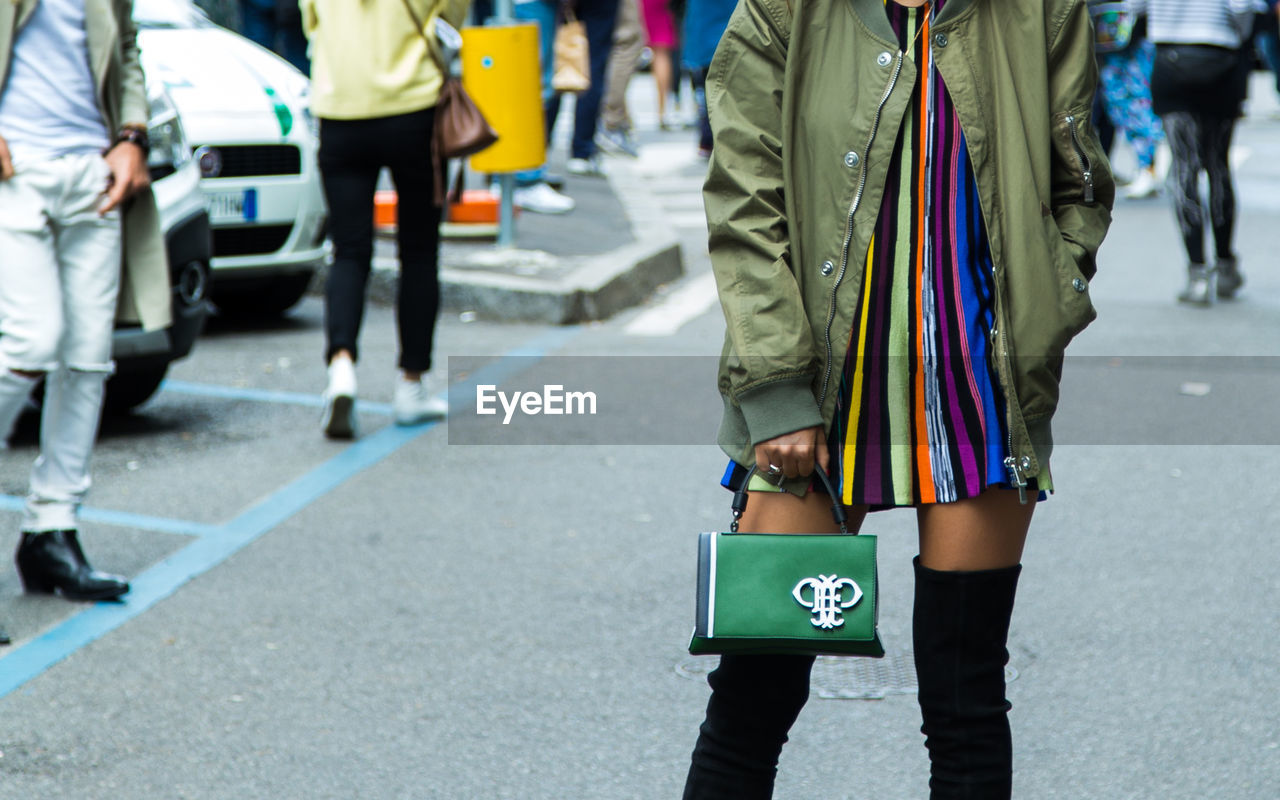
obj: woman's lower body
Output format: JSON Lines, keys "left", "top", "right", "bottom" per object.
{"left": 683, "top": 486, "right": 1032, "bottom": 799}
{"left": 1098, "top": 41, "right": 1163, "bottom": 197}
{"left": 1150, "top": 43, "right": 1248, "bottom": 305}
{"left": 1159, "top": 111, "right": 1240, "bottom": 303}
{"left": 317, "top": 108, "right": 447, "bottom": 437}
{"left": 640, "top": 0, "right": 679, "bottom": 128}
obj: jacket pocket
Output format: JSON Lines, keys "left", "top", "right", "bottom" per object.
{"left": 1053, "top": 110, "right": 1096, "bottom": 207}
{"left": 1043, "top": 215, "right": 1097, "bottom": 345}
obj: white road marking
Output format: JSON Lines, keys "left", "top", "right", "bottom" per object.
{"left": 669, "top": 210, "right": 712, "bottom": 229}
{"left": 624, "top": 271, "right": 720, "bottom": 337}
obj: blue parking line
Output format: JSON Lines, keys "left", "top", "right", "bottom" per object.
{"left": 0, "top": 326, "right": 581, "bottom": 697}
{"left": 0, "top": 495, "right": 216, "bottom": 538}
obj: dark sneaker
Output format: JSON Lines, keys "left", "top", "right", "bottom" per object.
{"left": 1216, "top": 256, "right": 1244, "bottom": 299}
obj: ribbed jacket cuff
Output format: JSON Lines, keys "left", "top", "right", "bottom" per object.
{"left": 736, "top": 377, "right": 823, "bottom": 447}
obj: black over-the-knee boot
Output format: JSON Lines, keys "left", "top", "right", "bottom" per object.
{"left": 913, "top": 556, "right": 1022, "bottom": 799}
{"left": 682, "top": 653, "right": 816, "bottom": 800}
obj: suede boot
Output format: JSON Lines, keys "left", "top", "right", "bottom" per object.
{"left": 913, "top": 557, "right": 1022, "bottom": 799}
{"left": 682, "top": 654, "right": 815, "bottom": 800}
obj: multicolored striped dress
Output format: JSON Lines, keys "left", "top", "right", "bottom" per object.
{"left": 825, "top": 0, "right": 1031, "bottom": 508}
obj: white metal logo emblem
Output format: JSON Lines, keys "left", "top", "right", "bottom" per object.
{"left": 792, "top": 575, "right": 863, "bottom": 629}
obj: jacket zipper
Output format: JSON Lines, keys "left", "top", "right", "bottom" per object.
{"left": 817, "top": 51, "right": 905, "bottom": 409}
{"left": 990, "top": 326, "right": 1029, "bottom": 502}
{"left": 1064, "top": 114, "right": 1094, "bottom": 204}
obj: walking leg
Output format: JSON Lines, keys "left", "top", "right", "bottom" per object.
{"left": 1160, "top": 112, "right": 1213, "bottom": 304}
{"left": 913, "top": 487, "right": 1033, "bottom": 799}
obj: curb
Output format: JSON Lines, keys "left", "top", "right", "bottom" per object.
{"left": 313, "top": 165, "right": 684, "bottom": 325}
{"left": 440, "top": 236, "right": 683, "bottom": 324}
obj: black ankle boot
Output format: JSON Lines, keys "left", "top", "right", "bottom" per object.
{"left": 913, "top": 557, "right": 1021, "bottom": 800}
{"left": 683, "top": 654, "right": 816, "bottom": 800}
{"left": 15, "top": 530, "right": 130, "bottom": 601}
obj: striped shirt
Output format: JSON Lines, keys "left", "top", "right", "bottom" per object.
{"left": 1130, "top": 0, "right": 1255, "bottom": 48}
{"left": 826, "top": 0, "right": 1018, "bottom": 507}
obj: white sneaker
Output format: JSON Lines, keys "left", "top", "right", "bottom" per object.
{"left": 394, "top": 376, "right": 448, "bottom": 425}
{"left": 511, "top": 182, "right": 575, "bottom": 214}
{"left": 1124, "top": 169, "right": 1159, "bottom": 199}
{"left": 566, "top": 156, "right": 606, "bottom": 177}
{"left": 322, "top": 357, "right": 358, "bottom": 439}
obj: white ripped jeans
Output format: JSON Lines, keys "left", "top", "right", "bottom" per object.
{"left": 0, "top": 153, "right": 122, "bottom": 532}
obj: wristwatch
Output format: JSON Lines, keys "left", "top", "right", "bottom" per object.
{"left": 114, "top": 125, "right": 150, "bottom": 155}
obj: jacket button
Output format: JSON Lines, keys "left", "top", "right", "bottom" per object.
{"left": 934, "top": 32, "right": 949, "bottom": 47}
{"left": 821, "top": 260, "right": 835, "bottom": 276}
{"left": 844, "top": 151, "right": 859, "bottom": 168}
{"left": 877, "top": 52, "right": 892, "bottom": 67}
{"left": 1072, "top": 277, "right": 1087, "bottom": 292}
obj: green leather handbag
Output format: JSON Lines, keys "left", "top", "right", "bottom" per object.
{"left": 688, "top": 465, "right": 884, "bottom": 657}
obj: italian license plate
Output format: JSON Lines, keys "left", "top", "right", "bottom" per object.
{"left": 210, "top": 188, "right": 258, "bottom": 223}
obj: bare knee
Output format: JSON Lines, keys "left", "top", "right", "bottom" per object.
{"left": 916, "top": 487, "right": 1034, "bottom": 571}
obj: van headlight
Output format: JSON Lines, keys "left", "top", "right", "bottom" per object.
{"left": 146, "top": 84, "right": 191, "bottom": 181}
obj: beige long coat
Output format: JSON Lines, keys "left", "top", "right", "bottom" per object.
{"left": 0, "top": 0, "right": 172, "bottom": 331}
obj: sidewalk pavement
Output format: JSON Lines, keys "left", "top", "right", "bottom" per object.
{"left": 313, "top": 155, "right": 685, "bottom": 325}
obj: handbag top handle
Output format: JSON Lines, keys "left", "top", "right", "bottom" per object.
{"left": 730, "top": 464, "right": 850, "bottom": 534}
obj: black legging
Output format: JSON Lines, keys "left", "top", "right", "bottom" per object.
{"left": 1160, "top": 111, "right": 1236, "bottom": 266}
{"left": 317, "top": 108, "right": 442, "bottom": 373}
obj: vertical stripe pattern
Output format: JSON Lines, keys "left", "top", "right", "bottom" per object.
{"left": 828, "top": 0, "right": 1008, "bottom": 507}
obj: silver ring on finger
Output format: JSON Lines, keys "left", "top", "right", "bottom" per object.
{"left": 766, "top": 463, "right": 783, "bottom": 476}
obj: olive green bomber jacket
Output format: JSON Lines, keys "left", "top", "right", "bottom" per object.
{"left": 707, "top": 0, "right": 1114, "bottom": 494}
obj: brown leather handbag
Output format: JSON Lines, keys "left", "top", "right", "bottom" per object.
{"left": 399, "top": 0, "right": 498, "bottom": 203}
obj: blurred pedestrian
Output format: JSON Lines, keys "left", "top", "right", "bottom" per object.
{"left": 684, "top": 0, "right": 1112, "bottom": 796}
{"left": 1254, "top": 3, "right": 1280, "bottom": 99}
{"left": 1090, "top": 0, "right": 1165, "bottom": 198}
{"left": 549, "top": 0, "right": 621, "bottom": 176}
{"left": 1137, "top": 0, "right": 1253, "bottom": 304}
{"left": 508, "top": 0, "right": 578, "bottom": 212}
{"left": 598, "top": 0, "right": 644, "bottom": 157}
{"left": 301, "top": 0, "right": 469, "bottom": 437}
{"left": 680, "top": 0, "right": 733, "bottom": 159}
{"left": 640, "top": 0, "right": 679, "bottom": 129}
{"left": 0, "top": 0, "right": 172, "bottom": 602}
{"left": 239, "top": 0, "right": 310, "bottom": 74}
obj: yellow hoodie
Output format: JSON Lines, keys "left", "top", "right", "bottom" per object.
{"left": 301, "top": 0, "right": 471, "bottom": 120}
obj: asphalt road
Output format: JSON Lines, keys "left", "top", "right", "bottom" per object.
{"left": 1, "top": 77, "right": 1278, "bottom": 799}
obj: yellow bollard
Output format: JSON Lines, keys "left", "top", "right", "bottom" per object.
{"left": 463, "top": 24, "right": 545, "bottom": 173}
